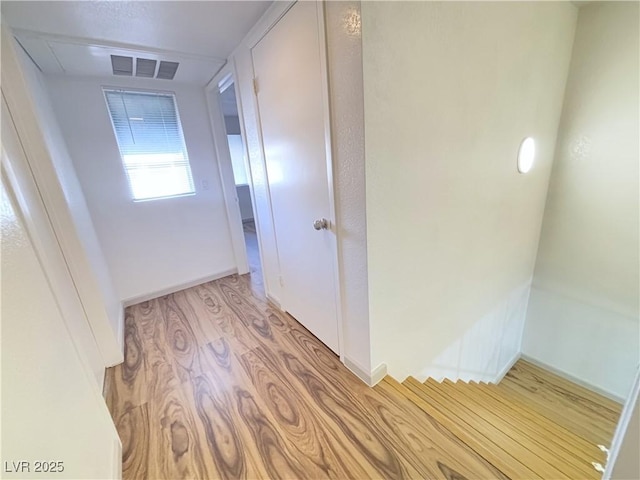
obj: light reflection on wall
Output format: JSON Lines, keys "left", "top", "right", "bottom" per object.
{"left": 343, "top": 6, "right": 361, "bottom": 37}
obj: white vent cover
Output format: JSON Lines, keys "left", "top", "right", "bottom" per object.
{"left": 110, "top": 55, "right": 178, "bottom": 80}
{"left": 157, "top": 61, "right": 179, "bottom": 80}
{"left": 111, "top": 55, "right": 133, "bottom": 76}
{"left": 136, "top": 58, "right": 157, "bottom": 78}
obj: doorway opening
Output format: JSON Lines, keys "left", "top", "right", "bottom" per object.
{"left": 218, "top": 80, "right": 263, "bottom": 287}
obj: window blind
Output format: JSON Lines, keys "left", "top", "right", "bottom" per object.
{"left": 104, "top": 89, "right": 195, "bottom": 201}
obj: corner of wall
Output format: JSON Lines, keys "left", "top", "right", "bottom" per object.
{"left": 492, "top": 351, "right": 521, "bottom": 384}
{"left": 344, "top": 357, "right": 387, "bottom": 386}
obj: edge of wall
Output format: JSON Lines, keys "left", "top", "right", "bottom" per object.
{"left": 122, "top": 268, "right": 237, "bottom": 308}
{"left": 344, "top": 357, "right": 387, "bottom": 387}
{"left": 111, "top": 437, "right": 122, "bottom": 480}
{"left": 521, "top": 353, "right": 626, "bottom": 404}
{"left": 492, "top": 352, "right": 522, "bottom": 385}
{"left": 605, "top": 367, "right": 640, "bottom": 479}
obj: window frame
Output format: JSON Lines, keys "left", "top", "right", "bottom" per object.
{"left": 102, "top": 86, "right": 196, "bottom": 202}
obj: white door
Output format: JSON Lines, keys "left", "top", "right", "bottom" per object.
{"left": 252, "top": 1, "right": 339, "bottom": 353}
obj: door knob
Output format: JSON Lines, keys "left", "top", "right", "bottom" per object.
{"left": 313, "top": 218, "right": 329, "bottom": 230}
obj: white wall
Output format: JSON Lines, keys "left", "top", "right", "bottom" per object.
{"left": 2, "top": 95, "right": 106, "bottom": 385}
{"left": 325, "top": 1, "right": 374, "bottom": 376}
{"left": 1, "top": 180, "right": 121, "bottom": 480}
{"left": 523, "top": 2, "right": 639, "bottom": 400}
{"left": 2, "top": 30, "right": 122, "bottom": 366}
{"left": 45, "top": 75, "right": 237, "bottom": 304}
{"left": 362, "top": 2, "right": 578, "bottom": 381}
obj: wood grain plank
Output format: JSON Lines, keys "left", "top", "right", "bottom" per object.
{"left": 438, "top": 379, "right": 597, "bottom": 479}
{"left": 104, "top": 308, "right": 149, "bottom": 421}
{"left": 417, "top": 377, "right": 572, "bottom": 478}
{"left": 397, "top": 377, "right": 538, "bottom": 480}
{"left": 239, "top": 346, "right": 374, "bottom": 479}
{"left": 112, "top": 402, "right": 150, "bottom": 480}
{"left": 464, "top": 376, "right": 606, "bottom": 464}
{"left": 499, "top": 377, "right": 614, "bottom": 446}
{"left": 460, "top": 380, "right": 606, "bottom": 466}
{"left": 373, "top": 379, "right": 510, "bottom": 480}
{"left": 518, "top": 360, "right": 622, "bottom": 414}
{"left": 104, "top": 271, "right": 538, "bottom": 480}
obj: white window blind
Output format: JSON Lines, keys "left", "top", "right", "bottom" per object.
{"left": 104, "top": 89, "right": 195, "bottom": 201}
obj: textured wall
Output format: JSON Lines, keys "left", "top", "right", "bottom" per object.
{"left": 325, "top": 1, "right": 372, "bottom": 373}
{"left": 523, "top": 2, "right": 640, "bottom": 399}
{"left": 1, "top": 181, "right": 120, "bottom": 479}
{"left": 362, "top": 2, "right": 577, "bottom": 381}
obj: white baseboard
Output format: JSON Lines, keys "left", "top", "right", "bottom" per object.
{"left": 492, "top": 351, "right": 522, "bottom": 384}
{"left": 344, "top": 357, "right": 387, "bottom": 387}
{"left": 521, "top": 354, "right": 625, "bottom": 404}
{"left": 370, "top": 363, "right": 388, "bottom": 386}
{"left": 121, "top": 269, "right": 238, "bottom": 308}
{"left": 265, "top": 292, "right": 282, "bottom": 310}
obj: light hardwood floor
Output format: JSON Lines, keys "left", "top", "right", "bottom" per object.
{"left": 389, "top": 361, "right": 621, "bottom": 480}
{"left": 104, "top": 270, "right": 507, "bottom": 479}
{"left": 105, "top": 259, "right": 621, "bottom": 479}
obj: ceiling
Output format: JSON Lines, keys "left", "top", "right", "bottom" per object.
{"left": 1, "top": 1, "right": 272, "bottom": 85}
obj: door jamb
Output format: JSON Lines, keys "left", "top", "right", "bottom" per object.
{"left": 205, "top": 64, "right": 251, "bottom": 276}
{"left": 315, "top": 0, "right": 345, "bottom": 360}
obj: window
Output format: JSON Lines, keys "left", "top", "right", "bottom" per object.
{"left": 104, "top": 89, "right": 195, "bottom": 201}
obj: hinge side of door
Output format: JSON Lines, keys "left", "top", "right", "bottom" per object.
{"left": 253, "top": 78, "right": 259, "bottom": 95}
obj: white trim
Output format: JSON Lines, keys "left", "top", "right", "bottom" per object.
{"left": 13, "top": 27, "right": 225, "bottom": 64}
{"left": 238, "top": 1, "right": 296, "bottom": 53}
{"left": 121, "top": 269, "right": 237, "bottom": 307}
{"left": 315, "top": 1, "right": 345, "bottom": 360}
{"left": 114, "top": 306, "right": 125, "bottom": 363}
{"left": 205, "top": 60, "right": 271, "bottom": 297}
{"left": 266, "top": 292, "right": 282, "bottom": 310}
{"left": 604, "top": 366, "right": 640, "bottom": 479}
{"left": 245, "top": 31, "right": 286, "bottom": 308}
{"left": 216, "top": 71, "right": 234, "bottom": 94}
{"left": 492, "top": 351, "right": 522, "bottom": 384}
{"left": 521, "top": 354, "right": 626, "bottom": 404}
{"left": 344, "top": 358, "right": 388, "bottom": 387}
{"left": 205, "top": 64, "right": 250, "bottom": 275}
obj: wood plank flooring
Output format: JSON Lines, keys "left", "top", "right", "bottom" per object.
{"left": 104, "top": 271, "right": 507, "bottom": 479}
{"left": 391, "top": 361, "right": 621, "bottom": 480}
{"left": 105, "top": 250, "right": 622, "bottom": 479}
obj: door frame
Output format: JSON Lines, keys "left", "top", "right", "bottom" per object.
{"left": 243, "top": 0, "right": 345, "bottom": 358}
{"left": 205, "top": 62, "right": 252, "bottom": 276}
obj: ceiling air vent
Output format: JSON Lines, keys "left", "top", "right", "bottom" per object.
{"left": 156, "top": 61, "right": 179, "bottom": 80}
{"left": 111, "top": 55, "right": 133, "bottom": 76}
{"left": 110, "top": 55, "right": 178, "bottom": 80}
{"left": 136, "top": 58, "right": 157, "bottom": 78}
